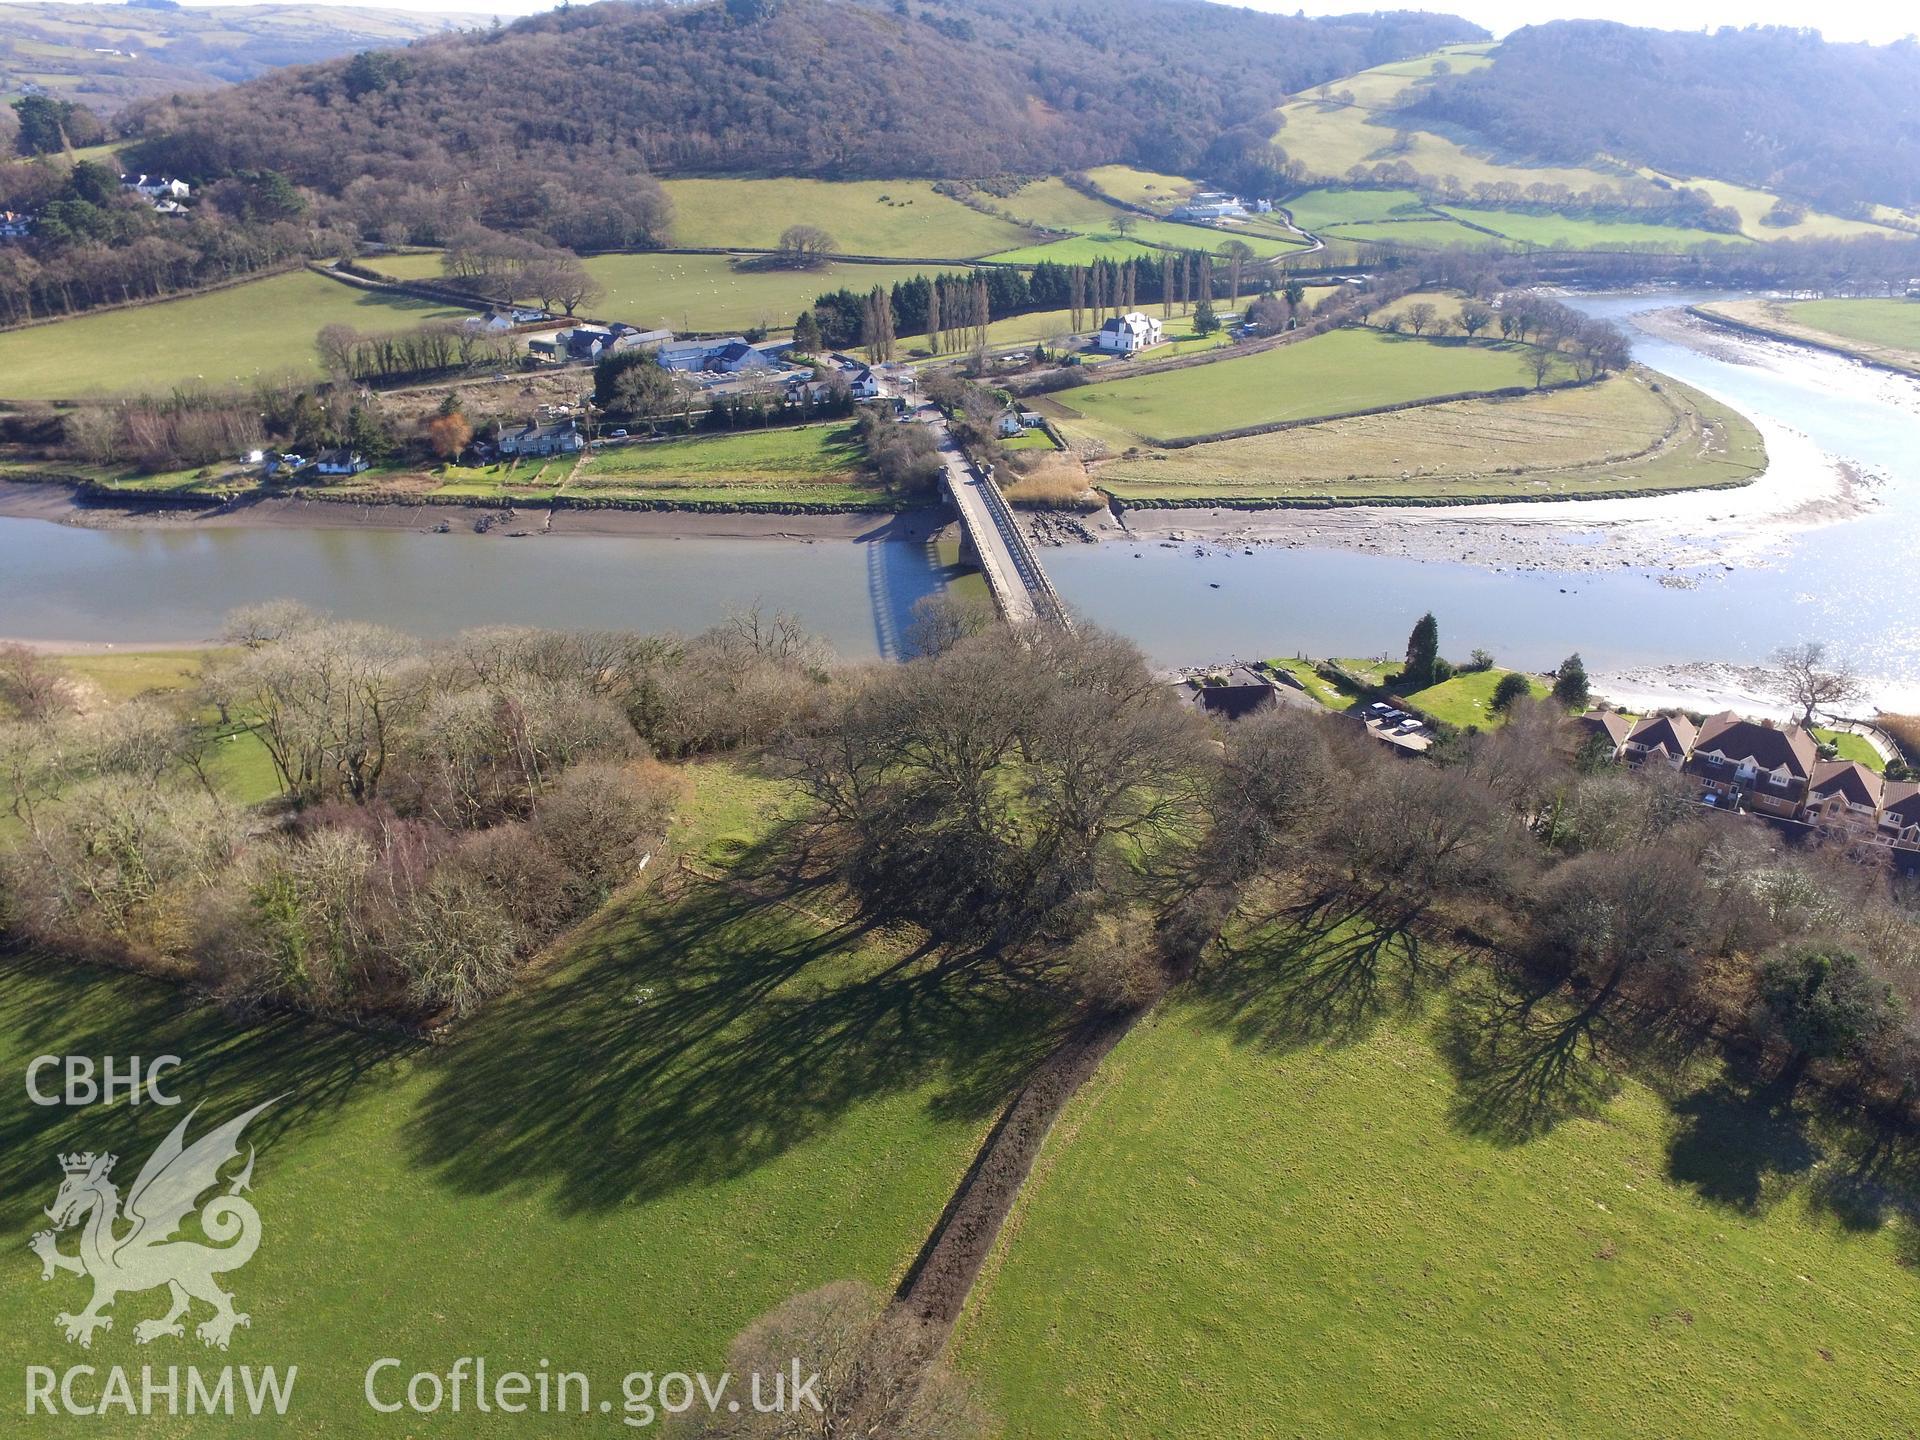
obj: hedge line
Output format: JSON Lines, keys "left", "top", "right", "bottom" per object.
{"left": 64, "top": 477, "right": 909, "bottom": 517}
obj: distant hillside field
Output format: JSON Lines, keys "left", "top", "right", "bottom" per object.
{"left": 1270, "top": 44, "right": 1903, "bottom": 246}
{"left": 358, "top": 249, "right": 982, "bottom": 337}
{"left": 656, "top": 178, "right": 1035, "bottom": 258}
{"left": 1411, "top": 21, "right": 1920, "bottom": 214}
{"left": 955, "top": 968, "right": 1920, "bottom": 1438}
{"left": 0, "top": 269, "right": 468, "bottom": 400}
{"left": 0, "top": 0, "right": 481, "bottom": 112}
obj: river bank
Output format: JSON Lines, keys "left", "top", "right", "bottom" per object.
{"left": 1027, "top": 308, "right": 1888, "bottom": 581}
{"left": 0, "top": 479, "right": 948, "bottom": 544}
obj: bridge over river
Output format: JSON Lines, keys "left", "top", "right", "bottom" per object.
{"left": 923, "top": 409, "right": 1070, "bottom": 628}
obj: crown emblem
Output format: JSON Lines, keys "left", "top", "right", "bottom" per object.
{"left": 58, "top": 1153, "right": 111, "bottom": 1177}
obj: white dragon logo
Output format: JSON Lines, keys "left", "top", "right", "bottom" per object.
{"left": 29, "top": 1099, "right": 276, "bottom": 1351}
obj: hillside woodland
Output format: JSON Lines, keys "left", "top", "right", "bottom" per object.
{"left": 1409, "top": 21, "right": 1920, "bottom": 216}
{"left": 118, "top": 0, "right": 1479, "bottom": 230}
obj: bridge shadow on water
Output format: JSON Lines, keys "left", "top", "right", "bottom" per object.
{"left": 861, "top": 512, "right": 956, "bottom": 659}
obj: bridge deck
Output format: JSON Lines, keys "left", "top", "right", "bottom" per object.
{"left": 925, "top": 409, "right": 1068, "bottom": 627}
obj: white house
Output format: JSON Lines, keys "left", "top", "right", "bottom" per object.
{"left": 1095, "top": 311, "right": 1164, "bottom": 354}
{"left": 996, "top": 410, "right": 1027, "bottom": 438}
{"left": 312, "top": 448, "right": 369, "bottom": 477}
{"left": 120, "top": 173, "right": 190, "bottom": 201}
{"left": 1171, "top": 193, "right": 1249, "bottom": 222}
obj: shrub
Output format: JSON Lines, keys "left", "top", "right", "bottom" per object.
{"left": 1490, "top": 671, "right": 1534, "bottom": 714}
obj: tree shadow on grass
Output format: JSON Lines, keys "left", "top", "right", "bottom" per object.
{"left": 1803, "top": 1118, "right": 1920, "bottom": 1252}
{"left": 1189, "top": 902, "right": 1434, "bottom": 1053}
{"left": 1438, "top": 974, "right": 1623, "bottom": 1147}
{"left": 0, "top": 948, "right": 403, "bottom": 1215}
{"left": 403, "top": 828, "right": 1068, "bottom": 1215}
{"left": 1665, "top": 1062, "right": 1820, "bottom": 1215}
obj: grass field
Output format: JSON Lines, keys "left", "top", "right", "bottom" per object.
{"left": 981, "top": 175, "right": 1305, "bottom": 266}
{"left": 1079, "top": 165, "right": 1206, "bottom": 208}
{"left": 1086, "top": 367, "right": 1765, "bottom": 505}
{"left": 40, "top": 422, "right": 888, "bottom": 511}
{"left": 1281, "top": 186, "right": 1430, "bottom": 229}
{"left": 1321, "top": 216, "right": 1509, "bottom": 249}
{"left": 983, "top": 234, "right": 1165, "bottom": 266}
{"left": 582, "top": 254, "right": 972, "bottom": 335}
{"left": 1790, "top": 299, "right": 1920, "bottom": 352}
{"left": 1407, "top": 667, "right": 1550, "bottom": 727}
{"left": 1693, "top": 298, "right": 1920, "bottom": 377}
{"left": 956, "top": 942, "right": 1920, "bottom": 1438}
{"left": 0, "top": 649, "right": 280, "bottom": 842}
{"left": 1048, "top": 327, "right": 1540, "bottom": 447}
{"left": 0, "top": 271, "right": 471, "bottom": 401}
{"left": 429, "top": 424, "right": 879, "bottom": 508}
{"left": 1265, "top": 657, "right": 1355, "bottom": 709}
{"left": 0, "top": 764, "right": 1060, "bottom": 1437}
{"left": 1443, "top": 205, "right": 1749, "bottom": 251}
{"left": 657, "top": 177, "right": 1035, "bottom": 257}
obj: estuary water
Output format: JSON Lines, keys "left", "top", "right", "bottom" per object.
{"left": 2, "top": 293, "right": 1916, "bottom": 704}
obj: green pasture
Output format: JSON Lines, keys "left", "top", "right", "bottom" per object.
{"left": 0, "top": 271, "right": 470, "bottom": 401}
{"left": 1053, "top": 327, "right": 1539, "bottom": 445}
{"left": 957, "top": 937, "right": 1920, "bottom": 1438}
{"left": 657, "top": 177, "right": 1035, "bottom": 257}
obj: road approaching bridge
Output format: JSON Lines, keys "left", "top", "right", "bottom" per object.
{"left": 923, "top": 407, "right": 1070, "bottom": 628}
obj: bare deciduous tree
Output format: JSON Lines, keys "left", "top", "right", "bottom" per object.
{"left": 1771, "top": 641, "right": 1865, "bottom": 727}
{"left": 777, "top": 224, "right": 836, "bottom": 267}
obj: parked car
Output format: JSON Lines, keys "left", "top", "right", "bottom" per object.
{"left": 607, "top": 428, "right": 629, "bottom": 439}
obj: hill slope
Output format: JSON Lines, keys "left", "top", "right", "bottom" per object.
{"left": 122, "top": 0, "right": 1481, "bottom": 193}
{"left": 1407, "top": 22, "right": 1920, "bottom": 216}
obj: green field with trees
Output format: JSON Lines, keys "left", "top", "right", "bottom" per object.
{"left": 8, "top": 608, "right": 1920, "bottom": 1438}
{"left": 0, "top": 763, "right": 1054, "bottom": 1436}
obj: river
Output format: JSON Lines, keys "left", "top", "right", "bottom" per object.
{"left": 2, "top": 293, "right": 1917, "bottom": 707}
